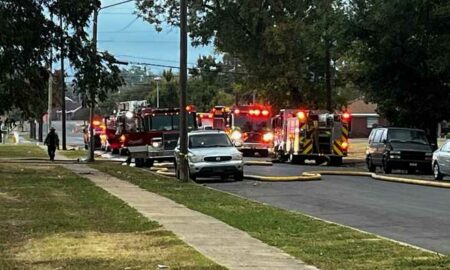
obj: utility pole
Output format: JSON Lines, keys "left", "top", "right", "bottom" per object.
{"left": 47, "top": 13, "right": 53, "bottom": 133}
{"left": 60, "top": 15, "right": 67, "bottom": 150}
{"left": 88, "top": 8, "right": 98, "bottom": 162}
{"left": 155, "top": 76, "right": 161, "bottom": 108}
{"left": 88, "top": 0, "right": 133, "bottom": 162}
{"left": 178, "top": 0, "right": 189, "bottom": 181}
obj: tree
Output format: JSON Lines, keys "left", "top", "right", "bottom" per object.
{"left": 135, "top": 0, "right": 353, "bottom": 111}
{"left": 0, "top": 0, "right": 123, "bottom": 122}
{"left": 350, "top": 0, "right": 450, "bottom": 144}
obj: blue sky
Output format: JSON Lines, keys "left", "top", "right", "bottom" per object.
{"left": 94, "top": 0, "right": 216, "bottom": 74}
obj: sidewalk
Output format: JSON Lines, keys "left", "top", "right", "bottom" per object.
{"left": 52, "top": 150, "right": 319, "bottom": 270}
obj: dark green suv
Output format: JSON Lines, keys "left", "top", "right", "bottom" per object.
{"left": 366, "top": 128, "right": 433, "bottom": 174}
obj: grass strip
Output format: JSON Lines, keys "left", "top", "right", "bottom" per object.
{"left": 91, "top": 162, "right": 450, "bottom": 270}
{"left": 0, "top": 163, "right": 224, "bottom": 270}
{"left": 0, "top": 144, "right": 47, "bottom": 158}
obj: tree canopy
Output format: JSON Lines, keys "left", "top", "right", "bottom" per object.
{"left": 0, "top": 0, "right": 123, "bottom": 119}
{"left": 350, "top": 0, "right": 450, "bottom": 142}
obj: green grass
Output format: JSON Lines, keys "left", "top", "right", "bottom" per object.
{"left": 91, "top": 163, "right": 450, "bottom": 270}
{"left": 0, "top": 144, "right": 46, "bottom": 158}
{"left": 0, "top": 164, "right": 225, "bottom": 270}
{"left": 60, "top": 149, "right": 88, "bottom": 159}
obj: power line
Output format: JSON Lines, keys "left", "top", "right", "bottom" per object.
{"left": 97, "top": 40, "right": 177, "bottom": 44}
{"left": 117, "top": 54, "right": 195, "bottom": 65}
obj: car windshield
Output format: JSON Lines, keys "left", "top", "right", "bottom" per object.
{"left": 189, "top": 133, "right": 232, "bottom": 148}
{"left": 144, "top": 114, "right": 196, "bottom": 131}
{"left": 388, "top": 129, "right": 428, "bottom": 144}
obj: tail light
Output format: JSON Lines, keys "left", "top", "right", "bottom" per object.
{"left": 341, "top": 141, "right": 349, "bottom": 150}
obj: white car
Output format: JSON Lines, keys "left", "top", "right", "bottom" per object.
{"left": 432, "top": 139, "right": 450, "bottom": 180}
{"left": 174, "top": 130, "right": 244, "bottom": 181}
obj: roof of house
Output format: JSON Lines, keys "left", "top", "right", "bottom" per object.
{"left": 347, "top": 99, "right": 378, "bottom": 114}
{"left": 56, "top": 97, "right": 82, "bottom": 113}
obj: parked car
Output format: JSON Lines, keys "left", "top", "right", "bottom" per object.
{"left": 432, "top": 139, "right": 450, "bottom": 180}
{"left": 174, "top": 130, "right": 244, "bottom": 181}
{"left": 366, "top": 127, "right": 433, "bottom": 174}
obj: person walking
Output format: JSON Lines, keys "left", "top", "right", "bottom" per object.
{"left": 44, "top": 127, "right": 60, "bottom": 161}
{"left": 83, "top": 128, "right": 89, "bottom": 150}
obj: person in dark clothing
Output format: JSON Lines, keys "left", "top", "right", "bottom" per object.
{"left": 44, "top": 127, "right": 60, "bottom": 161}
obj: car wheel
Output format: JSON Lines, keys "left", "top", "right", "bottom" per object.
{"left": 234, "top": 171, "right": 244, "bottom": 181}
{"left": 383, "top": 159, "right": 392, "bottom": 174}
{"left": 329, "top": 156, "right": 343, "bottom": 166}
{"left": 367, "top": 156, "right": 376, "bottom": 173}
{"left": 135, "top": 158, "right": 144, "bottom": 167}
{"left": 433, "top": 163, "right": 443, "bottom": 180}
{"left": 260, "top": 150, "right": 269, "bottom": 158}
{"left": 145, "top": 159, "right": 154, "bottom": 168}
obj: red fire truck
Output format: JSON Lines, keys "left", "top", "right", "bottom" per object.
{"left": 197, "top": 112, "right": 214, "bottom": 129}
{"left": 229, "top": 104, "right": 273, "bottom": 157}
{"left": 198, "top": 106, "right": 232, "bottom": 131}
{"left": 272, "top": 109, "right": 351, "bottom": 165}
{"left": 127, "top": 106, "right": 198, "bottom": 167}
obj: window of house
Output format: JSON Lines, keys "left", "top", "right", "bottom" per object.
{"left": 367, "top": 116, "right": 379, "bottom": 128}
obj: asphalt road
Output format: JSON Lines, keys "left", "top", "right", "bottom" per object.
{"left": 206, "top": 161, "right": 450, "bottom": 254}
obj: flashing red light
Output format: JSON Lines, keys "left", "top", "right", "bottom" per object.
{"left": 262, "top": 110, "right": 269, "bottom": 116}
{"left": 208, "top": 113, "right": 213, "bottom": 119}
{"left": 342, "top": 112, "right": 351, "bottom": 120}
{"left": 297, "top": 111, "right": 306, "bottom": 120}
{"left": 186, "top": 105, "right": 192, "bottom": 112}
{"left": 92, "top": 120, "right": 101, "bottom": 126}
{"left": 254, "top": 109, "right": 261, "bottom": 116}
{"left": 234, "top": 109, "right": 240, "bottom": 115}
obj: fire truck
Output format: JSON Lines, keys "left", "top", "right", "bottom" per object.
{"left": 101, "top": 100, "right": 147, "bottom": 155}
{"left": 272, "top": 109, "right": 351, "bottom": 165}
{"left": 198, "top": 106, "right": 232, "bottom": 131}
{"left": 127, "top": 106, "right": 198, "bottom": 167}
{"left": 197, "top": 112, "right": 214, "bottom": 129}
{"left": 229, "top": 104, "right": 273, "bottom": 157}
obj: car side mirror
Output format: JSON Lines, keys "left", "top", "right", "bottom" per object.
{"left": 382, "top": 139, "right": 387, "bottom": 144}
{"left": 234, "top": 141, "right": 243, "bottom": 147}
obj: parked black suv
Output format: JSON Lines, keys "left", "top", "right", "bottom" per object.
{"left": 366, "top": 127, "right": 433, "bottom": 174}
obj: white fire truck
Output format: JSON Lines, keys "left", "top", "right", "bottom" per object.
{"left": 272, "top": 109, "right": 351, "bottom": 165}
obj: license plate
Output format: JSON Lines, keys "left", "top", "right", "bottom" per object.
{"left": 409, "top": 163, "right": 417, "bottom": 167}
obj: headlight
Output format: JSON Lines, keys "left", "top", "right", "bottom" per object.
{"left": 263, "top": 132, "right": 274, "bottom": 142}
{"left": 232, "top": 152, "right": 243, "bottom": 160}
{"left": 120, "top": 135, "right": 126, "bottom": 142}
{"left": 390, "top": 151, "right": 401, "bottom": 155}
{"left": 390, "top": 155, "right": 401, "bottom": 159}
{"left": 152, "top": 142, "right": 162, "bottom": 148}
{"left": 231, "top": 130, "right": 242, "bottom": 141}
{"left": 188, "top": 154, "right": 203, "bottom": 163}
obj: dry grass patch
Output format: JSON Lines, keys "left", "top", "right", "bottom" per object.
{"left": 13, "top": 230, "right": 214, "bottom": 270}
{"left": 0, "top": 163, "right": 225, "bottom": 270}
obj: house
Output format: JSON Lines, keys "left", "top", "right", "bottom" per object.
{"left": 347, "top": 99, "right": 388, "bottom": 138}
{"left": 55, "top": 97, "right": 90, "bottom": 120}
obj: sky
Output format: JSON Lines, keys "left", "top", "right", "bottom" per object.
{"left": 68, "top": 0, "right": 216, "bottom": 76}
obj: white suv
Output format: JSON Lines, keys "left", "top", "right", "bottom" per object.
{"left": 174, "top": 130, "right": 244, "bottom": 181}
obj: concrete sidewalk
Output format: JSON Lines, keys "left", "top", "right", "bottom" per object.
{"left": 51, "top": 151, "right": 319, "bottom": 270}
